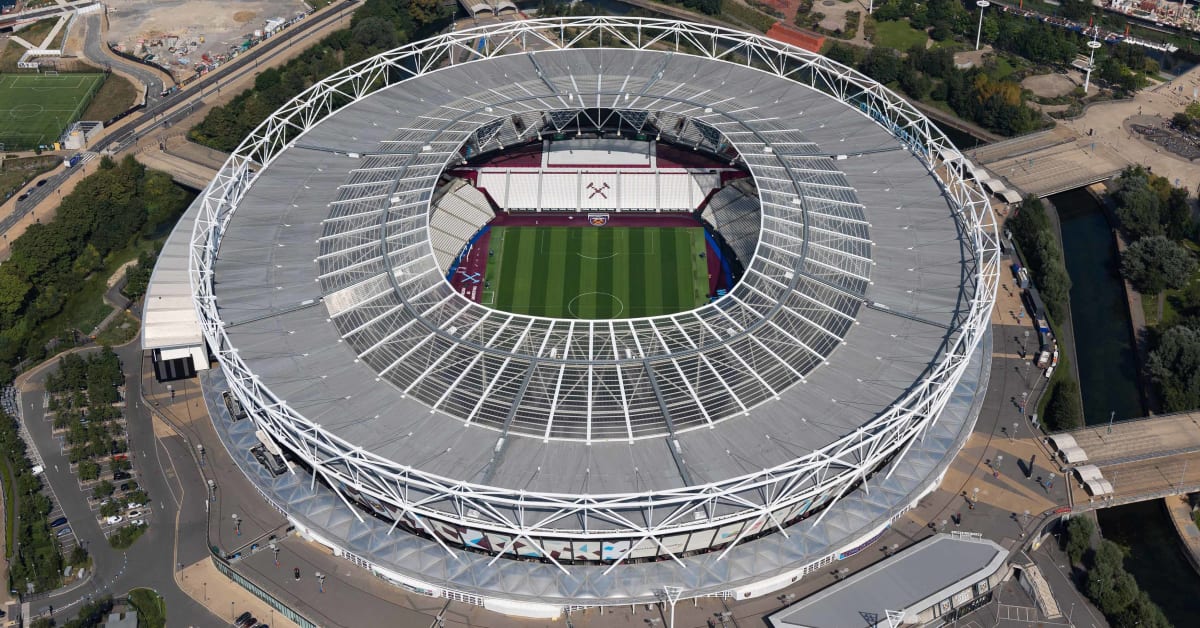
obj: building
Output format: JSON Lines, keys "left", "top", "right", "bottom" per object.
{"left": 160, "top": 16, "right": 997, "bottom": 617}
{"left": 766, "top": 533, "right": 1009, "bottom": 627}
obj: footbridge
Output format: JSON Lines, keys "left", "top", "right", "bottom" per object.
{"left": 1046, "top": 412, "right": 1200, "bottom": 511}
{"left": 132, "top": 138, "right": 225, "bottom": 191}
{"left": 966, "top": 126, "right": 1129, "bottom": 199}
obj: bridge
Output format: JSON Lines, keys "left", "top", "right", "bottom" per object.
{"left": 966, "top": 126, "right": 1129, "bottom": 199}
{"left": 131, "top": 137, "right": 224, "bottom": 191}
{"left": 1046, "top": 412, "right": 1200, "bottom": 511}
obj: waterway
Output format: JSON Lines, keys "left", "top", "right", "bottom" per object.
{"left": 1051, "top": 187, "right": 1200, "bottom": 625}
{"left": 1052, "top": 187, "right": 1142, "bottom": 424}
{"left": 1095, "top": 501, "right": 1200, "bottom": 626}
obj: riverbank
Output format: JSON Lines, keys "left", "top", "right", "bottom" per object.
{"left": 1089, "top": 183, "right": 1159, "bottom": 416}
{"left": 1164, "top": 496, "right": 1200, "bottom": 576}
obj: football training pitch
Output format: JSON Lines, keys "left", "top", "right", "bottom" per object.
{"left": 0, "top": 73, "right": 105, "bottom": 150}
{"left": 483, "top": 226, "right": 710, "bottom": 319}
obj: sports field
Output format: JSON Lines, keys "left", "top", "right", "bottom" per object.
{"left": 0, "top": 73, "right": 105, "bottom": 150}
{"left": 483, "top": 226, "right": 710, "bottom": 319}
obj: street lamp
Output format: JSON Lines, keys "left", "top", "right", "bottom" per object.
{"left": 315, "top": 572, "right": 326, "bottom": 593}
{"left": 270, "top": 542, "right": 279, "bottom": 567}
{"left": 975, "top": 1, "right": 991, "bottom": 51}
{"left": 232, "top": 513, "right": 241, "bottom": 536}
{"left": 1084, "top": 37, "right": 1102, "bottom": 94}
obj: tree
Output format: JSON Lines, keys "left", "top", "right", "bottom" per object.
{"left": 1045, "top": 379, "right": 1083, "bottom": 431}
{"left": 99, "top": 501, "right": 119, "bottom": 518}
{"left": 92, "top": 480, "right": 114, "bottom": 500}
{"left": 1086, "top": 540, "right": 1139, "bottom": 615}
{"left": 859, "top": 47, "right": 902, "bottom": 86}
{"left": 78, "top": 460, "right": 100, "bottom": 481}
{"left": 1065, "top": 516, "right": 1095, "bottom": 565}
{"left": 1121, "top": 235, "right": 1196, "bottom": 295}
{"left": 1148, "top": 324, "right": 1200, "bottom": 411}
{"left": 1173, "top": 111, "right": 1194, "bottom": 132}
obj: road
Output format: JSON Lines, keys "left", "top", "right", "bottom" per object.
{"left": 0, "top": 0, "right": 359, "bottom": 244}
{"left": 17, "top": 341, "right": 217, "bottom": 626}
{"left": 79, "top": 13, "right": 170, "bottom": 110}
{"left": 0, "top": 154, "right": 96, "bottom": 236}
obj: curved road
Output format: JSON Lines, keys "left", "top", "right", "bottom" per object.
{"left": 79, "top": 13, "right": 171, "bottom": 110}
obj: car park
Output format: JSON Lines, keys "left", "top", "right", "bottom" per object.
{"left": 50, "top": 517, "right": 67, "bottom": 528}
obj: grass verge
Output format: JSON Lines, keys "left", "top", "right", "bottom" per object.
{"left": 1, "top": 155, "right": 61, "bottom": 201}
{"left": 1, "top": 459, "right": 14, "bottom": 558}
{"left": 871, "top": 20, "right": 927, "bottom": 50}
{"left": 128, "top": 587, "right": 166, "bottom": 628}
{"left": 81, "top": 71, "right": 139, "bottom": 122}
{"left": 95, "top": 311, "right": 140, "bottom": 346}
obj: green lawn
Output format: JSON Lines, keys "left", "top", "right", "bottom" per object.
{"left": 871, "top": 20, "right": 928, "bottom": 51}
{"left": 0, "top": 73, "right": 106, "bottom": 150}
{"left": 483, "top": 226, "right": 710, "bottom": 319}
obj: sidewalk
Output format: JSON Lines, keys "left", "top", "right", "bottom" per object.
{"left": 1164, "top": 495, "right": 1200, "bottom": 575}
{"left": 177, "top": 559, "right": 298, "bottom": 628}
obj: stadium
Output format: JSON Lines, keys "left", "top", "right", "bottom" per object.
{"left": 175, "top": 16, "right": 999, "bottom": 615}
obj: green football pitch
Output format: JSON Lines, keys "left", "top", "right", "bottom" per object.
{"left": 483, "top": 226, "right": 710, "bottom": 319}
{"left": 0, "top": 73, "right": 105, "bottom": 151}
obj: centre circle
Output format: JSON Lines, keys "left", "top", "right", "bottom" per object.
{"left": 567, "top": 291, "right": 625, "bottom": 319}
{"left": 9, "top": 103, "right": 44, "bottom": 119}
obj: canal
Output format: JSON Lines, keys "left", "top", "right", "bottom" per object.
{"left": 1050, "top": 187, "right": 1200, "bottom": 626}
{"left": 1052, "top": 187, "right": 1142, "bottom": 424}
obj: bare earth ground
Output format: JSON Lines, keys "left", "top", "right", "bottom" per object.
{"left": 104, "top": 0, "right": 308, "bottom": 78}
{"left": 1021, "top": 72, "right": 1079, "bottom": 99}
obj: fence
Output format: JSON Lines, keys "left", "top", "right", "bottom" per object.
{"left": 211, "top": 550, "right": 319, "bottom": 628}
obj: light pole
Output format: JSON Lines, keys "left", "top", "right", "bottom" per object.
{"left": 1084, "top": 37, "right": 1102, "bottom": 93}
{"left": 975, "top": 1, "right": 991, "bottom": 51}
{"left": 232, "top": 513, "right": 241, "bottom": 536}
{"left": 1013, "top": 421, "right": 1019, "bottom": 439}
{"left": 996, "top": 454, "right": 1003, "bottom": 475}
{"left": 270, "top": 542, "right": 279, "bottom": 567}
{"left": 972, "top": 486, "right": 980, "bottom": 508}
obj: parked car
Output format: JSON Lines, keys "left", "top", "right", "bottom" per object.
{"left": 235, "top": 611, "right": 252, "bottom": 625}
{"left": 56, "top": 526, "right": 72, "bottom": 537}
{"left": 113, "top": 471, "right": 131, "bottom": 481}
{"left": 50, "top": 517, "right": 67, "bottom": 528}
{"left": 119, "top": 483, "right": 130, "bottom": 492}
{"left": 126, "top": 502, "right": 145, "bottom": 509}
{"left": 126, "top": 510, "right": 141, "bottom": 518}
{"left": 239, "top": 616, "right": 257, "bottom": 628}
{"left": 130, "top": 519, "right": 144, "bottom": 526}
{"left": 105, "top": 515, "right": 123, "bottom": 525}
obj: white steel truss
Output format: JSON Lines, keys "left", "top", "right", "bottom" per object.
{"left": 190, "top": 17, "right": 999, "bottom": 560}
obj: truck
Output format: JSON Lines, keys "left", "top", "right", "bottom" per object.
{"left": 63, "top": 154, "right": 83, "bottom": 168}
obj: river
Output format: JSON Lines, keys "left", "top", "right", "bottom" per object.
{"left": 1050, "top": 187, "right": 1200, "bottom": 626}
{"left": 1053, "top": 187, "right": 1142, "bottom": 424}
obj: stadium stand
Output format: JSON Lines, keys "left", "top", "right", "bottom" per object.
{"left": 474, "top": 169, "right": 722, "bottom": 212}
{"left": 429, "top": 180, "right": 495, "bottom": 270}
{"left": 702, "top": 180, "right": 760, "bottom": 264}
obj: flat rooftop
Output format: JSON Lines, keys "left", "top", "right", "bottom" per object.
{"left": 767, "top": 534, "right": 1007, "bottom": 628}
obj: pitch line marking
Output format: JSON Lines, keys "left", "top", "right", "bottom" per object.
{"left": 567, "top": 292, "right": 625, "bottom": 319}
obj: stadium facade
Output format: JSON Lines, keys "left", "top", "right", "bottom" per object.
{"left": 176, "top": 17, "right": 998, "bottom": 617}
